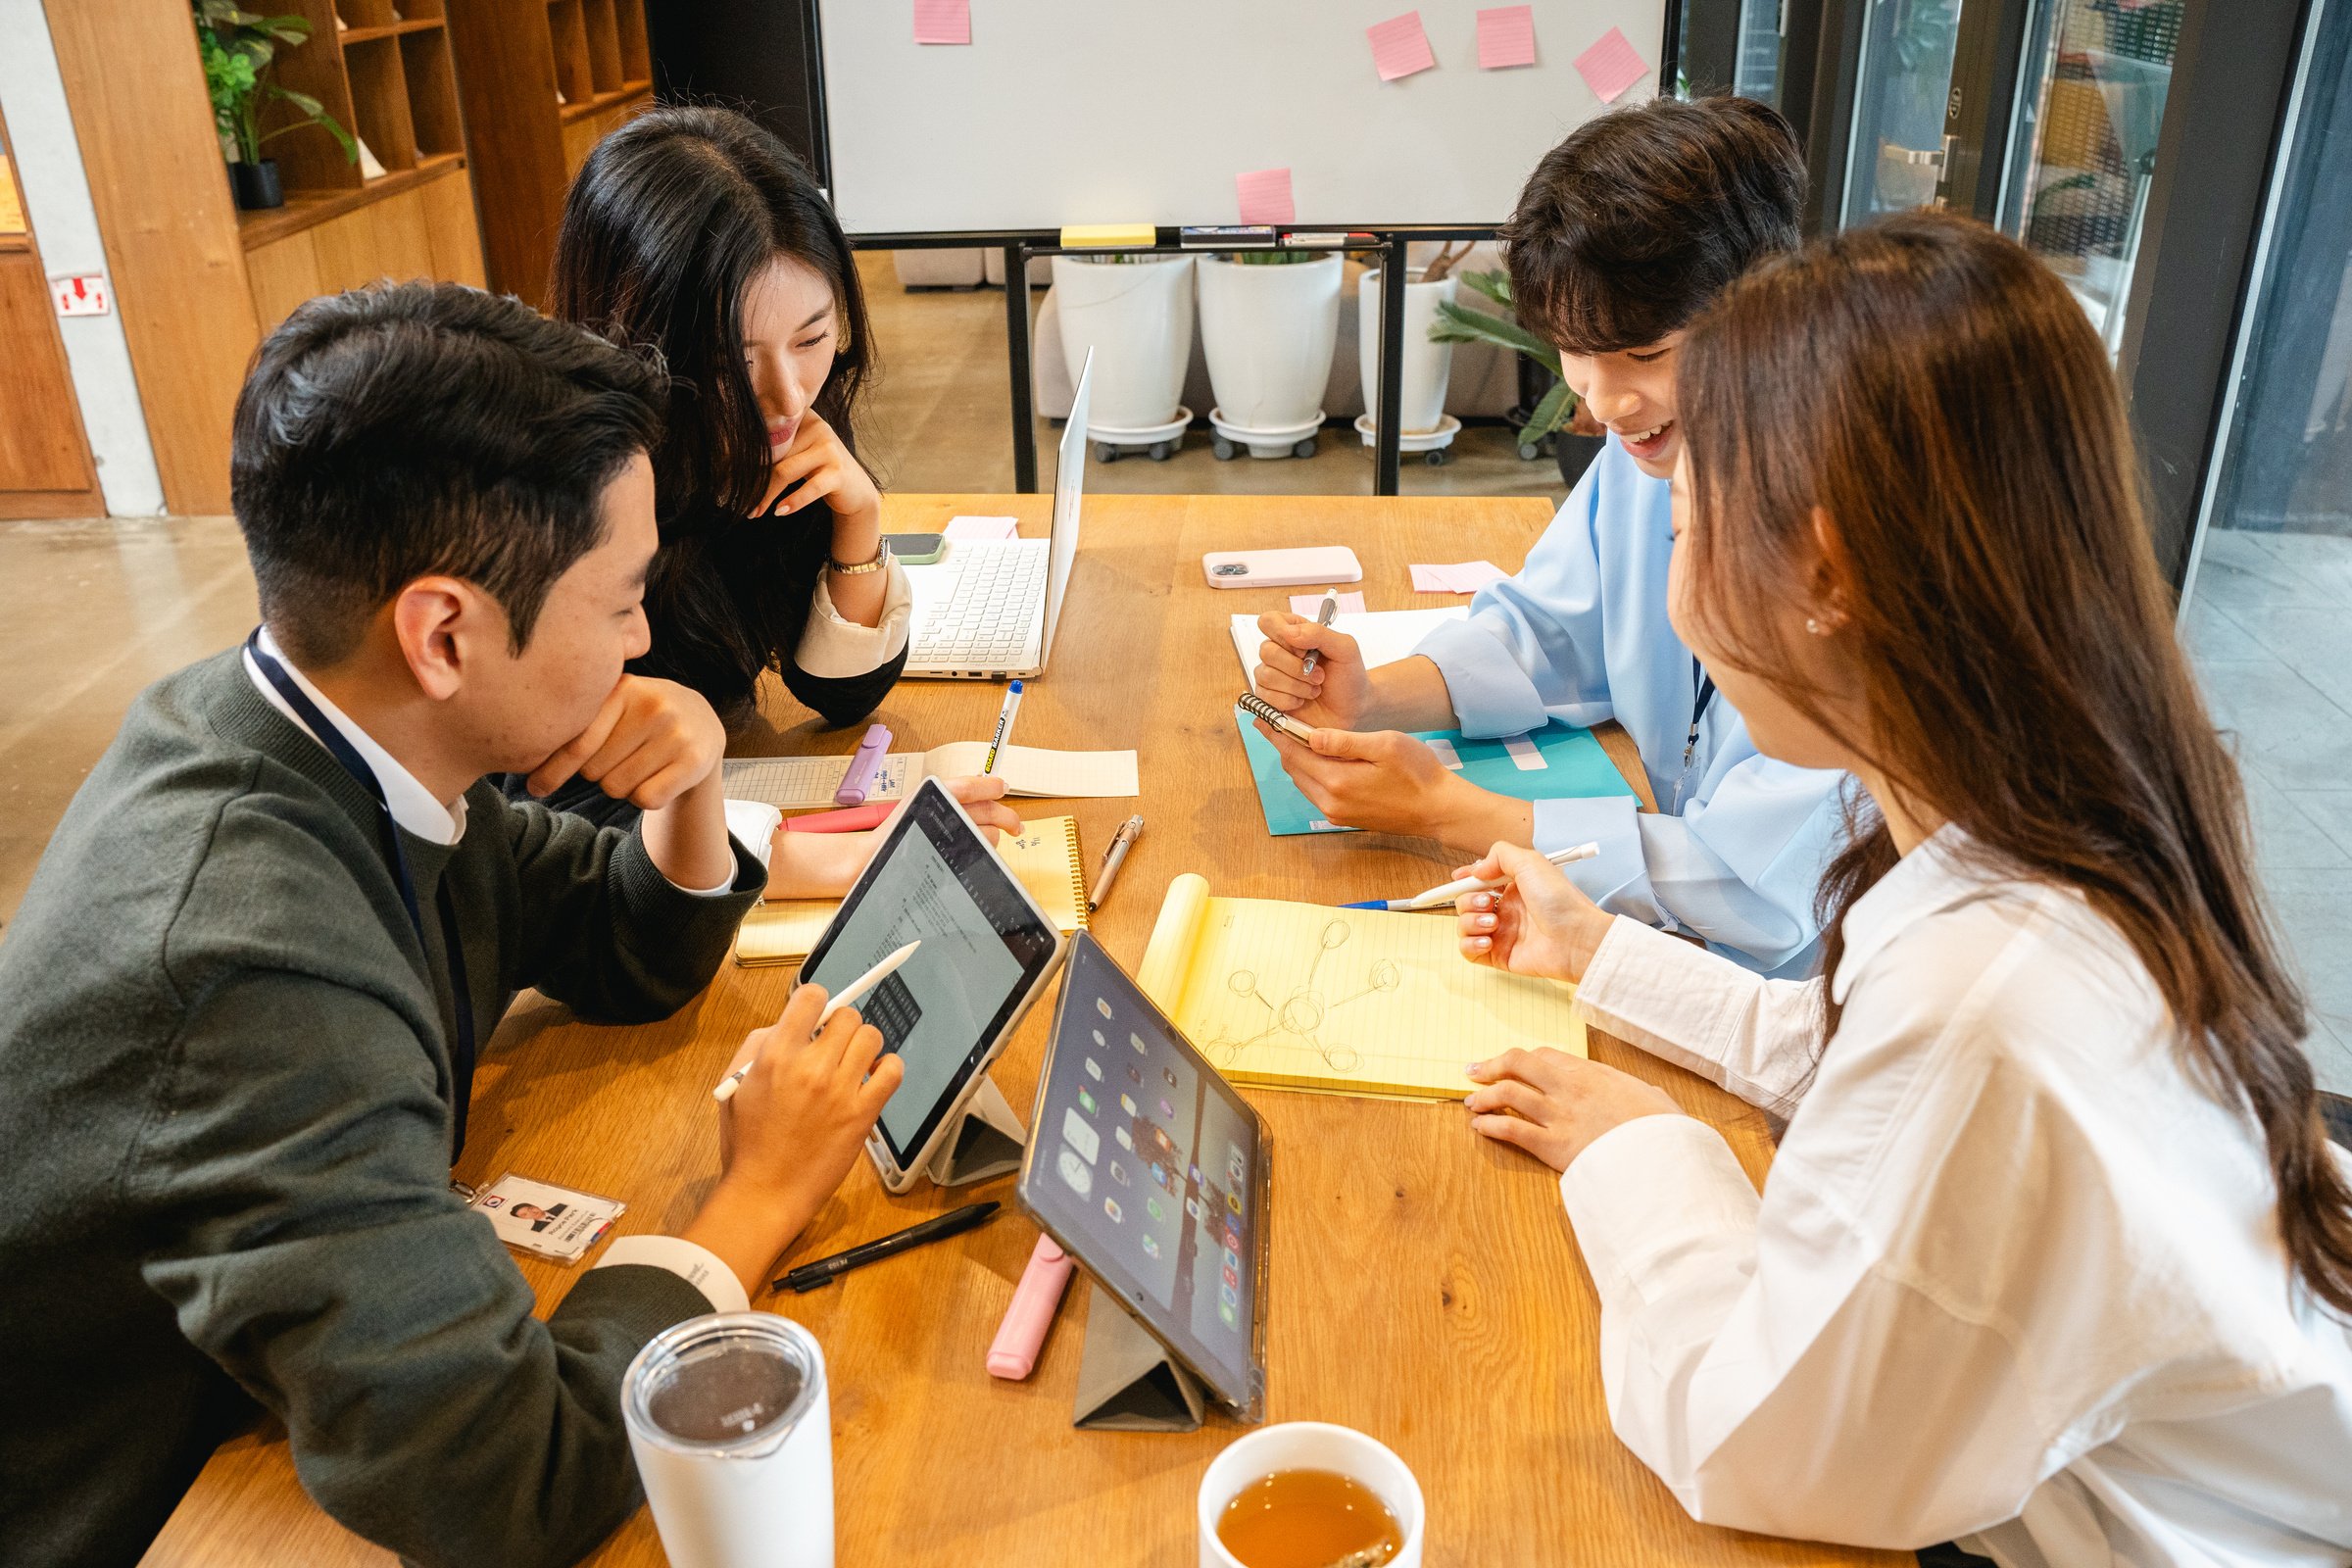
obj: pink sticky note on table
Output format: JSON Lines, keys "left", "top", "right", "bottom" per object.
{"left": 1477, "top": 6, "right": 1537, "bottom": 69}
{"left": 1291, "top": 591, "right": 1368, "bottom": 617}
{"left": 1236, "top": 167, "right": 1296, "bottom": 225}
{"left": 1410, "top": 564, "right": 1458, "bottom": 594}
{"left": 1574, "top": 25, "right": 1651, "bottom": 103}
{"left": 1446, "top": 560, "right": 1507, "bottom": 592}
{"left": 913, "top": 0, "right": 969, "bottom": 45}
{"left": 1366, "top": 12, "right": 1437, "bottom": 81}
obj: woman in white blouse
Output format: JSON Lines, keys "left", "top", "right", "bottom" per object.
{"left": 1450, "top": 211, "right": 2352, "bottom": 1566}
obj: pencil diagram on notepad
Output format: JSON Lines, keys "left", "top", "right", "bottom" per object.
{"left": 1137, "top": 873, "right": 1587, "bottom": 1101}
{"left": 1207, "top": 917, "right": 1400, "bottom": 1075}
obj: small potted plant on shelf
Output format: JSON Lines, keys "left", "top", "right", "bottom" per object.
{"left": 1049, "top": 250, "right": 1197, "bottom": 460}
{"left": 1197, "top": 247, "right": 1344, "bottom": 461}
{"left": 1429, "top": 268, "right": 1607, "bottom": 485}
{"left": 194, "top": 0, "right": 356, "bottom": 211}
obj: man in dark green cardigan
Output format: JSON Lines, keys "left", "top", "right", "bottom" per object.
{"left": 0, "top": 285, "right": 906, "bottom": 1567}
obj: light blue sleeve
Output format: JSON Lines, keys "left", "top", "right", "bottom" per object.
{"left": 1534, "top": 740, "right": 1847, "bottom": 976}
{"left": 1412, "top": 461, "right": 1614, "bottom": 737}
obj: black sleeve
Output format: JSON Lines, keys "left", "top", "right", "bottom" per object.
{"left": 776, "top": 638, "right": 910, "bottom": 730}
{"left": 490, "top": 771, "right": 645, "bottom": 834}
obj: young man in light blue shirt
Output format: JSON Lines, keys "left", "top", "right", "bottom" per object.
{"left": 1252, "top": 97, "right": 1846, "bottom": 975}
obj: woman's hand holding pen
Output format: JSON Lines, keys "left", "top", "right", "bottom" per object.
{"left": 1453, "top": 840, "right": 1616, "bottom": 984}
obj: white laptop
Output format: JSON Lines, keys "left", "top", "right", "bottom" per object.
{"left": 903, "top": 350, "right": 1092, "bottom": 679}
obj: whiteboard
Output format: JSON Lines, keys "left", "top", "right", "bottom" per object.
{"left": 816, "top": 0, "right": 1668, "bottom": 234}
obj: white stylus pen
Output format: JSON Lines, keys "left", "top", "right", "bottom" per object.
{"left": 1344, "top": 842, "right": 1602, "bottom": 913}
{"left": 711, "top": 940, "right": 922, "bottom": 1102}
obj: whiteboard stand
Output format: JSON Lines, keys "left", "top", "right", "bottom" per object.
{"left": 939, "top": 225, "right": 1492, "bottom": 497}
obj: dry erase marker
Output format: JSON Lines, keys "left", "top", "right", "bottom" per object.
{"left": 834, "top": 723, "right": 891, "bottom": 806}
{"left": 983, "top": 680, "right": 1024, "bottom": 775}
{"left": 1087, "top": 814, "right": 1145, "bottom": 912}
{"left": 1345, "top": 842, "right": 1603, "bottom": 912}
{"left": 1298, "top": 591, "right": 1339, "bottom": 677}
{"left": 1237, "top": 692, "right": 1314, "bottom": 745}
{"left": 712, "top": 940, "right": 921, "bottom": 1102}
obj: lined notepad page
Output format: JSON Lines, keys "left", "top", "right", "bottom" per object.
{"left": 921, "top": 743, "right": 1139, "bottom": 799}
{"left": 1165, "top": 895, "right": 1585, "bottom": 1098}
{"left": 733, "top": 816, "right": 1088, "bottom": 967}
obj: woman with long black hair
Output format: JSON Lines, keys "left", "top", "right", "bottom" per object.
{"left": 516, "top": 106, "right": 1013, "bottom": 880}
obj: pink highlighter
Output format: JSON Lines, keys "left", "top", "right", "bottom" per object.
{"left": 987, "top": 1233, "right": 1075, "bottom": 1380}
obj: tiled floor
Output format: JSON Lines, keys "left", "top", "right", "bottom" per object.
{"left": 2185, "top": 528, "right": 2352, "bottom": 1093}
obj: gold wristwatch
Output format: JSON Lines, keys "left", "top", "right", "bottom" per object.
{"left": 827, "top": 539, "right": 892, "bottom": 576}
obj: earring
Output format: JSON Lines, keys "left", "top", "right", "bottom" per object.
{"left": 1805, "top": 616, "right": 1827, "bottom": 636}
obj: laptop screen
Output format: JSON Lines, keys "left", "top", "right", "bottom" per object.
{"left": 1040, "top": 349, "right": 1092, "bottom": 666}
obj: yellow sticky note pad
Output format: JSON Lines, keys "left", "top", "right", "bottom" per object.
{"left": 1059, "top": 223, "right": 1156, "bottom": 250}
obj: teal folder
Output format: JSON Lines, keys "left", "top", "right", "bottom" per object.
{"left": 1234, "top": 710, "right": 1635, "bottom": 837}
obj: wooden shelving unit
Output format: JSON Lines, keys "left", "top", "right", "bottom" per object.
{"left": 447, "top": 0, "right": 654, "bottom": 307}
{"left": 231, "top": 0, "right": 485, "bottom": 333}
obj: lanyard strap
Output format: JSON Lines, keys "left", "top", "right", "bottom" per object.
{"left": 1681, "top": 659, "right": 1717, "bottom": 771}
{"left": 245, "top": 631, "right": 477, "bottom": 1154}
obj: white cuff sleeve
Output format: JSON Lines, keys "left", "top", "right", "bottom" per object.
{"left": 596, "top": 1235, "right": 752, "bottom": 1314}
{"left": 1559, "top": 1113, "right": 1759, "bottom": 1303}
{"left": 722, "top": 800, "right": 783, "bottom": 875}
{"left": 797, "top": 558, "right": 912, "bottom": 679}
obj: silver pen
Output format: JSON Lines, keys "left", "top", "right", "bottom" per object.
{"left": 1298, "top": 592, "right": 1340, "bottom": 677}
{"left": 1087, "top": 814, "right": 1146, "bottom": 912}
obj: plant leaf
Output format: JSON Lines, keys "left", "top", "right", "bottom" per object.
{"left": 1518, "top": 378, "right": 1574, "bottom": 445}
{"left": 1458, "top": 268, "right": 1512, "bottom": 308}
{"left": 259, "top": 84, "right": 359, "bottom": 161}
{"left": 1429, "top": 299, "right": 1559, "bottom": 370}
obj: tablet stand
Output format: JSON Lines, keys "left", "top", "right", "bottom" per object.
{"left": 920, "top": 1073, "right": 1028, "bottom": 1188}
{"left": 1070, "top": 1283, "right": 1206, "bottom": 1433}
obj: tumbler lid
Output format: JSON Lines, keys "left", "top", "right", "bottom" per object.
{"left": 623, "top": 1313, "right": 826, "bottom": 1459}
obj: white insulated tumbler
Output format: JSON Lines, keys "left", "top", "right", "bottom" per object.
{"left": 622, "top": 1312, "right": 835, "bottom": 1568}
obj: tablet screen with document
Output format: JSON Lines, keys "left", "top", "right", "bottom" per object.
{"left": 802, "top": 779, "right": 1062, "bottom": 1176}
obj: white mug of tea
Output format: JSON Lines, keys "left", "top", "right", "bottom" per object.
{"left": 1196, "top": 1421, "right": 1426, "bottom": 1568}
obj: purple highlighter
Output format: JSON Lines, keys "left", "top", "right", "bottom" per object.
{"left": 834, "top": 723, "right": 892, "bottom": 807}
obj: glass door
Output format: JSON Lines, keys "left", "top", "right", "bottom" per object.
{"left": 1838, "top": 0, "right": 1967, "bottom": 226}
{"left": 1994, "top": 1, "right": 2182, "bottom": 351}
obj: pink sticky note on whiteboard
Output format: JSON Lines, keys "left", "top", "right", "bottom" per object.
{"left": 1236, "top": 167, "right": 1296, "bottom": 225}
{"left": 913, "top": 0, "right": 969, "bottom": 45}
{"left": 1477, "top": 7, "right": 1537, "bottom": 69}
{"left": 1366, "top": 12, "right": 1437, "bottom": 81}
{"left": 1573, "top": 26, "right": 1651, "bottom": 103}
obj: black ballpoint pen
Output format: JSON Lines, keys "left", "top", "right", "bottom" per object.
{"left": 772, "top": 1200, "right": 1001, "bottom": 1294}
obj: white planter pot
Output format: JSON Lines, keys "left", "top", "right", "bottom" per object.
{"left": 1196, "top": 254, "right": 1343, "bottom": 435}
{"left": 1357, "top": 268, "right": 1459, "bottom": 436}
{"left": 1049, "top": 254, "right": 1195, "bottom": 432}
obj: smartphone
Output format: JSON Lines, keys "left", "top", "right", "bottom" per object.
{"left": 884, "top": 532, "right": 946, "bottom": 564}
{"left": 1201, "top": 547, "right": 1362, "bottom": 589}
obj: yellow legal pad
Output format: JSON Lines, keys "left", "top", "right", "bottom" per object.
{"left": 733, "top": 816, "right": 1088, "bottom": 967}
{"left": 1134, "top": 873, "right": 1586, "bottom": 1101}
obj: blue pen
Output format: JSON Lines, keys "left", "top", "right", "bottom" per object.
{"left": 1344, "top": 842, "right": 1601, "bottom": 913}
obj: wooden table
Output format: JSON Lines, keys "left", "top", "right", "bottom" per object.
{"left": 146, "top": 495, "right": 1899, "bottom": 1568}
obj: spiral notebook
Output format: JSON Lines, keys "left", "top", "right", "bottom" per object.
{"left": 734, "top": 816, "right": 1089, "bottom": 967}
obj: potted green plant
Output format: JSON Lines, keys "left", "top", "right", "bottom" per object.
{"left": 1429, "top": 269, "right": 1606, "bottom": 485}
{"left": 194, "top": 0, "right": 356, "bottom": 211}
{"left": 1049, "top": 250, "right": 1196, "bottom": 459}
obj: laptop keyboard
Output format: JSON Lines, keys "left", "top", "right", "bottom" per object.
{"left": 913, "top": 545, "right": 1047, "bottom": 664}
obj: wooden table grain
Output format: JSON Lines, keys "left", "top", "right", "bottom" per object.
{"left": 143, "top": 494, "right": 1900, "bottom": 1568}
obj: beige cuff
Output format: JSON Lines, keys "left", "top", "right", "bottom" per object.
{"left": 798, "top": 558, "right": 912, "bottom": 678}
